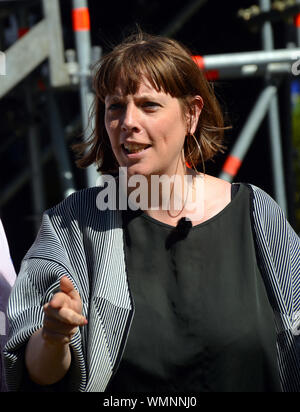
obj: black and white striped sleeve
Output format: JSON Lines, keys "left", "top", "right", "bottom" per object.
{"left": 249, "top": 184, "right": 300, "bottom": 392}
{"left": 3, "top": 211, "right": 87, "bottom": 392}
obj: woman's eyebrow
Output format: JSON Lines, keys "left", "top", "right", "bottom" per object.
{"left": 105, "top": 95, "right": 124, "bottom": 103}
{"left": 135, "top": 95, "right": 153, "bottom": 100}
{"left": 105, "top": 92, "right": 165, "bottom": 104}
{"left": 134, "top": 93, "right": 163, "bottom": 101}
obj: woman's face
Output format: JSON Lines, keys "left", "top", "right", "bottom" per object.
{"left": 104, "top": 78, "right": 200, "bottom": 178}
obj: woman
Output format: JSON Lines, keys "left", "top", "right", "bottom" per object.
{"left": 4, "top": 32, "right": 300, "bottom": 392}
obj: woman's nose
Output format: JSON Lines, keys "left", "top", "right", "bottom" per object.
{"left": 121, "top": 104, "right": 140, "bottom": 132}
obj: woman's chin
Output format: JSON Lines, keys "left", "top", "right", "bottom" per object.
{"left": 124, "top": 164, "right": 153, "bottom": 179}
{"left": 117, "top": 159, "right": 171, "bottom": 179}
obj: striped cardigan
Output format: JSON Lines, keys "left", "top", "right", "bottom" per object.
{"left": 3, "top": 183, "right": 300, "bottom": 392}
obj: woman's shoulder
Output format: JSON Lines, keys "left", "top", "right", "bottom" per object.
{"left": 205, "top": 177, "right": 281, "bottom": 211}
{"left": 203, "top": 176, "right": 288, "bottom": 222}
{"left": 47, "top": 187, "right": 102, "bottom": 214}
{"left": 44, "top": 186, "right": 115, "bottom": 228}
{"left": 239, "top": 182, "right": 286, "bottom": 217}
{"left": 237, "top": 183, "right": 299, "bottom": 240}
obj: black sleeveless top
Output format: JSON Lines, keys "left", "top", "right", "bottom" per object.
{"left": 108, "top": 183, "right": 281, "bottom": 392}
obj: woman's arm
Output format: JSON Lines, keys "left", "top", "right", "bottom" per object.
{"left": 25, "top": 328, "right": 71, "bottom": 385}
{"left": 25, "top": 276, "right": 87, "bottom": 386}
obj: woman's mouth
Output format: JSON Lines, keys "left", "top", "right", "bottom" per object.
{"left": 122, "top": 143, "right": 152, "bottom": 155}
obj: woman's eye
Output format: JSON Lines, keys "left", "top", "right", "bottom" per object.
{"left": 143, "top": 102, "right": 159, "bottom": 108}
{"left": 108, "top": 103, "right": 123, "bottom": 111}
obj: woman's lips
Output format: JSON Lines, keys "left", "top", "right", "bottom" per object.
{"left": 122, "top": 143, "right": 152, "bottom": 158}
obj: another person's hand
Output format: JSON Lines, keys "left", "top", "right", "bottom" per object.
{"left": 42, "top": 276, "right": 87, "bottom": 346}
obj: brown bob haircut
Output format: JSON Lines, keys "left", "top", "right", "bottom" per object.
{"left": 75, "top": 31, "right": 228, "bottom": 174}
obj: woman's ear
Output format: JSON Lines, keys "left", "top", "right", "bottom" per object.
{"left": 187, "top": 96, "right": 204, "bottom": 135}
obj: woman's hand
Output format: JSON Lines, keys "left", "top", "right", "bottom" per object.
{"left": 42, "top": 276, "right": 87, "bottom": 346}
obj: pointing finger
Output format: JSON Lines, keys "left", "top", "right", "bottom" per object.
{"left": 59, "top": 276, "right": 82, "bottom": 302}
{"left": 44, "top": 304, "right": 87, "bottom": 326}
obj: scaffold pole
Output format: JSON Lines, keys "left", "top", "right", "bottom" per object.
{"left": 219, "top": 86, "right": 277, "bottom": 181}
{"left": 72, "top": 0, "right": 99, "bottom": 188}
{"left": 260, "top": 0, "right": 288, "bottom": 214}
{"left": 193, "top": 48, "right": 300, "bottom": 80}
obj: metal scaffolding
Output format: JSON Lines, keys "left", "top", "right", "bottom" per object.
{"left": 216, "top": 0, "right": 295, "bottom": 215}
{"left": 217, "top": 0, "right": 300, "bottom": 219}
{"left": 71, "top": 0, "right": 99, "bottom": 188}
{"left": 0, "top": 0, "right": 98, "bottom": 228}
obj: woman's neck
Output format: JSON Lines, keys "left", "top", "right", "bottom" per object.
{"left": 122, "top": 168, "right": 205, "bottom": 225}
{"left": 144, "top": 171, "right": 205, "bottom": 225}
